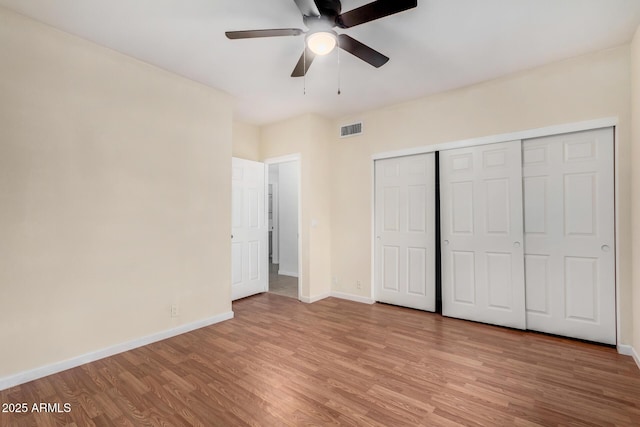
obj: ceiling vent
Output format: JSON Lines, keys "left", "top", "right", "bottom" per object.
{"left": 339, "top": 121, "right": 363, "bottom": 138}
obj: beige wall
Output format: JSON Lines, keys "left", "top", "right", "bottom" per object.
{"left": 631, "top": 26, "right": 640, "bottom": 356}
{"left": 259, "top": 114, "right": 333, "bottom": 300}
{"left": 0, "top": 7, "right": 233, "bottom": 379}
{"left": 329, "top": 46, "right": 634, "bottom": 343}
{"left": 232, "top": 121, "right": 260, "bottom": 161}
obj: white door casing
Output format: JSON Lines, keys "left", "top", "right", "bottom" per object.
{"left": 231, "top": 157, "right": 268, "bottom": 301}
{"left": 277, "top": 161, "right": 299, "bottom": 277}
{"left": 270, "top": 183, "right": 279, "bottom": 264}
{"left": 523, "top": 128, "right": 616, "bottom": 344}
{"left": 374, "top": 154, "right": 436, "bottom": 311}
{"left": 440, "top": 141, "right": 526, "bottom": 329}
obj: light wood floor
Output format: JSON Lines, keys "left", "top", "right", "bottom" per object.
{"left": 2, "top": 294, "right": 640, "bottom": 426}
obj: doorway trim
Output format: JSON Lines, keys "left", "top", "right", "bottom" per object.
{"left": 264, "top": 153, "right": 302, "bottom": 301}
{"left": 270, "top": 182, "right": 279, "bottom": 264}
{"left": 370, "top": 116, "right": 623, "bottom": 348}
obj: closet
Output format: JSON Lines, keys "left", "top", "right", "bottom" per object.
{"left": 440, "top": 127, "right": 616, "bottom": 344}
{"left": 373, "top": 127, "right": 616, "bottom": 345}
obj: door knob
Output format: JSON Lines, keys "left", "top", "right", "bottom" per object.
{"left": 231, "top": 234, "right": 234, "bottom": 239}
{"left": 601, "top": 245, "right": 610, "bottom": 252}
{"left": 513, "top": 241, "right": 521, "bottom": 248}
{"left": 444, "top": 240, "right": 449, "bottom": 245}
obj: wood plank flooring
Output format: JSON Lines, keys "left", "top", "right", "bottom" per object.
{"left": 2, "top": 293, "right": 640, "bottom": 426}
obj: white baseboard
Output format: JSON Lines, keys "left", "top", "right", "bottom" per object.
{"left": 617, "top": 344, "right": 633, "bottom": 355}
{"left": 0, "top": 311, "right": 234, "bottom": 391}
{"left": 278, "top": 270, "right": 298, "bottom": 278}
{"left": 330, "top": 291, "right": 375, "bottom": 305}
{"left": 300, "top": 292, "right": 376, "bottom": 305}
{"left": 618, "top": 344, "right": 640, "bottom": 370}
{"left": 300, "top": 293, "right": 330, "bottom": 304}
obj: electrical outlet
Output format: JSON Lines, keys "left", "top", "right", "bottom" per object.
{"left": 356, "top": 281, "right": 362, "bottom": 290}
{"left": 171, "top": 304, "right": 179, "bottom": 318}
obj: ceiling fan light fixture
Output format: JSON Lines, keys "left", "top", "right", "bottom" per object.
{"left": 306, "top": 31, "right": 337, "bottom": 55}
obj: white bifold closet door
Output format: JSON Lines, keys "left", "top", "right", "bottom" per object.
{"left": 523, "top": 128, "right": 615, "bottom": 344}
{"left": 231, "top": 157, "right": 268, "bottom": 301}
{"left": 440, "top": 141, "right": 527, "bottom": 329}
{"left": 374, "top": 154, "right": 436, "bottom": 311}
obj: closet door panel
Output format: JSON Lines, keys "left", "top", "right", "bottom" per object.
{"left": 375, "top": 154, "right": 436, "bottom": 311}
{"left": 440, "top": 140, "right": 526, "bottom": 329}
{"left": 523, "top": 128, "right": 615, "bottom": 344}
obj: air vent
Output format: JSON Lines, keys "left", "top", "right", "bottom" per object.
{"left": 339, "top": 121, "right": 363, "bottom": 138}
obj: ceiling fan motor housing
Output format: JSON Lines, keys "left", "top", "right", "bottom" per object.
{"left": 311, "top": 0, "right": 342, "bottom": 18}
{"left": 303, "top": 15, "right": 336, "bottom": 31}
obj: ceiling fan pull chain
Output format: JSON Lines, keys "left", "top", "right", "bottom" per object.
{"left": 303, "top": 39, "right": 307, "bottom": 95}
{"left": 337, "top": 36, "right": 341, "bottom": 95}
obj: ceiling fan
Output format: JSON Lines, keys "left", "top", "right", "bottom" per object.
{"left": 225, "top": 0, "right": 418, "bottom": 77}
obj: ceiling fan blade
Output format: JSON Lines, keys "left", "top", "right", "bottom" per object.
{"left": 338, "top": 34, "right": 389, "bottom": 68}
{"left": 293, "top": 0, "right": 320, "bottom": 17}
{"left": 225, "top": 29, "right": 304, "bottom": 39}
{"left": 291, "top": 48, "right": 316, "bottom": 77}
{"left": 337, "top": 0, "right": 417, "bottom": 28}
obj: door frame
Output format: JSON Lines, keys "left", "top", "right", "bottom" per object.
{"left": 370, "top": 117, "right": 623, "bottom": 347}
{"left": 264, "top": 154, "right": 302, "bottom": 301}
{"left": 270, "top": 182, "right": 279, "bottom": 264}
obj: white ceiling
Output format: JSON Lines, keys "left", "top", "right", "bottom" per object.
{"left": 2, "top": 0, "right": 640, "bottom": 125}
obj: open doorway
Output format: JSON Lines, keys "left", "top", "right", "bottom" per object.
{"left": 267, "top": 160, "right": 299, "bottom": 299}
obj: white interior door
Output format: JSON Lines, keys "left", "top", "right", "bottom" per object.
{"left": 522, "top": 128, "right": 616, "bottom": 344}
{"left": 440, "top": 141, "right": 526, "bottom": 329}
{"left": 374, "top": 154, "right": 436, "bottom": 311}
{"left": 231, "top": 157, "right": 267, "bottom": 301}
